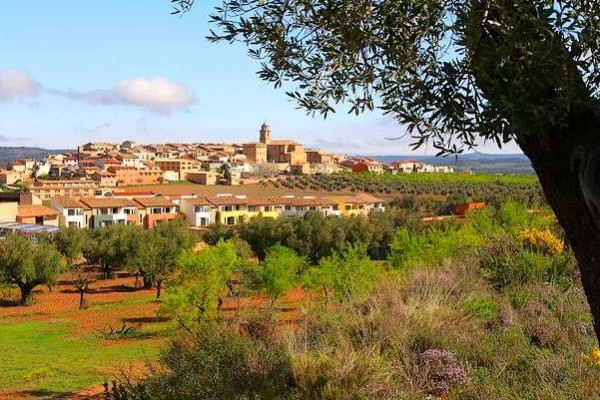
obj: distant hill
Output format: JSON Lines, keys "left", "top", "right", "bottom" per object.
{"left": 0, "top": 147, "right": 73, "bottom": 168}
{"left": 375, "top": 152, "right": 534, "bottom": 174}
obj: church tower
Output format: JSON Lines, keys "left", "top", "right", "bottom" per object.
{"left": 259, "top": 122, "right": 272, "bottom": 144}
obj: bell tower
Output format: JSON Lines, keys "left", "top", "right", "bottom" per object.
{"left": 259, "top": 122, "right": 272, "bottom": 144}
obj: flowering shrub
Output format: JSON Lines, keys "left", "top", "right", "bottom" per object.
{"left": 584, "top": 348, "right": 600, "bottom": 368}
{"left": 419, "top": 349, "right": 468, "bottom": 396}
{"left": 520, "top": 228, "right": 564, "bottom": 257}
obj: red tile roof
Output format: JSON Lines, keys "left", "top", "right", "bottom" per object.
{"left": 18, "top": 205, "right": 59, "bottom": 218}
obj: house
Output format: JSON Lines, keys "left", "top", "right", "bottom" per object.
{"left": 154, "top": 158, "right": 198, "bottom": 180}
{"left": 180, "top": 197, "right": 214, "bottom": 227}
{"left": 80, "top": 198, "right": 138, "bottom": 228}
{"left": 133, "top": 197, "right": 178, "bottom": 229}
{"left": 208, "top": 195, "right": 251, "bottom": 226}
{"left": 0, "top": 193, "right": 19, "bottom": 223}
{"left": 50, "top": 197, "right": 90, "bottom": 228}
{"left": 16, "top": 205, "right": 59, "bottom": 226}
{"left": 116, "top": 153, "right": 144, "bottom": 169}
{"left": 186, "top": 171, "right": 218, "bottom": 185}
{"left": 335, "top": 194, "right": 386, "bottom": 216}
{"left": 92, "top": 171, "right": 118, "bottom": 187}
{"left": 274, "top": 195, "right": 331, "bottom": 217}
{"left": 0, "top": 169, "right": 24, "bottom": 185}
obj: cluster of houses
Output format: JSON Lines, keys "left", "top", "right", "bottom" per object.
{"left": 0, "top": 191, "right": 386, "bottom": 237}
{"left": 0, "top": 123, "right": 455, "bottom": 199}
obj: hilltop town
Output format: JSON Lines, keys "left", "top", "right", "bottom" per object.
{"left": 0, "top": 123, "right": 454, "bottom": 234}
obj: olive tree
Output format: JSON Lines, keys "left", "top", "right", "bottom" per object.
{"left": 53, "top": 227, "right": 90, "bottom": 309}
{"left": 0, "top": 234, "right": 65, "bottom": 305}
{"left": 174, "top": 0, "right": 600, "bottom": 341}
{"left": 130, "top": 219, "right": 195, "bottom": 299}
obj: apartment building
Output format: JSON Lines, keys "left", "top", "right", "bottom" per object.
{"left": 107, "top": 166, "right": 163, "bottom": 186}
{"left": 180, "top": 197, "right": 215, "bottom": 227}
{"left": 154, "top": 158, "right": 197, "bottom": 180}
{"left": 208, "top": 195, "right": 252, "bottom": 226}
{"left": 80, "top": 198, "right": 138, "bottom": 228}
{"left": 50, "top": 197, "right": 90, "bottom": 228}
{"left": 27, "top": 180, "right": 100, "bottom": 200}
{"left": 275, "top": 195, "right": 335, "bottom": 217}
{"left": 133, "top": 197, "right": 178, "bottom": 229}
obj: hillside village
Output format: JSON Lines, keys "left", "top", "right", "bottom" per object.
{"left": 0, "top": 123, "right": 454, "bottom": 235}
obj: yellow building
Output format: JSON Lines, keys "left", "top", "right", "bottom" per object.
{"left": 208, "top": 195, "right": 280, "bottom": 225}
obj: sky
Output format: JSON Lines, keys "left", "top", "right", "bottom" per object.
{"left": 0, "top": 1, "right": 522, "bottom": 155}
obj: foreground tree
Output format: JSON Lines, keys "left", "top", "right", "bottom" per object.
{"left": 174, "top": 0, "right": 600, "bottom": 341}
{"left": 162, "top": 240, "right": 241, "bottom": 326}
{"left": 255, "top": 245, "right": 304, "bottom": 306}
{"left": 53, "top": 227, "right": 90, "bottom": 309}
{"left": 84, "top": 224, "right": 144, "bottom": 279}
{"left": 130, "top": 219, "right": 195, "bottom": 299}
{"left": 0, "top": 234, "right": 65, "bottom": 304}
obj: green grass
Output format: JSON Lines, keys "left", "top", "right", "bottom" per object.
{"left": 0, "top": 319, "right": 164, "bottom": 395}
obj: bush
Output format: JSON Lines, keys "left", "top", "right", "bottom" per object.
{"left": 479, "top": 235, "right": 575, "bottom": 291}
{"left": 520, "top": 227, "right": 564, "bottom": 256}
{"left": 138, "top": 323, "right": 297, "bottom": 400}
{"left": 462, "top": 296, "right": 499, "bottom": 322}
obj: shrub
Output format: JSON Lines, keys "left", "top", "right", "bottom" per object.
{"left": 520, "top": 227, "right": 564, "bottom": 256}
{"left": 419, "top": 349, "right": 468, "bottom": 396}
{"left": 140, "top": 323, "right": 297, "bottom": 400}
{"left": 480, "top": 235, "right": 575, "bottom": 291}
{"left": 462, "top": 296, "right": 499, "bottom": 322}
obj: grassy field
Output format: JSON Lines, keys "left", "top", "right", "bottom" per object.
{"left": 0, "top": 320, "right": 162, "bottom": 396}
{"left": 0, "top": 271, "right": 306, "bottom": 399}
{"left": 0, "top": 276, "right": 169, "bottom": 399}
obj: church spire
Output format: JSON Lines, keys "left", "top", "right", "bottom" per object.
{"left": 259, "top": 122, "right": 272, "bottom": 144}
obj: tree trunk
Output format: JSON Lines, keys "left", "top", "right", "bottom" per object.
{"left": 143, "top": 273, "right": 153, "bottom": 289}
{"left": 79, "top": 289, "right": 86, "bottom": 310}
{"left": 156, "top": 280, "right": 162, "bottom": 300}
{"left": 520, "top": 136, "right": 600, "bottom": 341}
{"left": 464, "top": 1, "right": 600, "bottom": 341}
{"left": 17, "top": 283, "right": 33, "bottom": 305}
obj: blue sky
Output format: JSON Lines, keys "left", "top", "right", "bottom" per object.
{"left": 0, "top": 1, "right": 522, "bottom": 155}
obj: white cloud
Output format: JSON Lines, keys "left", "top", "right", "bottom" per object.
{"left": 114, "top": 77, "right": 195, "bottom": 113}
{"left": 0, "top": 69, "right": 40, "bottom": 101}
{"left": 48, "top": 76, "right": 196, "bottom": 114}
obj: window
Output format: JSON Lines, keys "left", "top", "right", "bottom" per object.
{"left": 264, "top": 206, "right": 272, "bottom": 212}
{"left": 67, "top": 209, "right": 78, "bottom": 216}
{"left": 68, "top": 221, "right": 79, "bottom": 228}
{"left": 124, "top": 208, "right": 134, "bottom": 215}
{"left": 284, "top": 205, "right": 291, "bottom": 211}
{"left": 309, "top": 206, "right": 317, "bottom": 211}
{"left": 112, "top": 208, "right": 119, "bottom": 214}
{"left": 100, "top": 208, "right": 110, "bottom": 215}
{"left": 151, "top": 207, "right": 162, "bottom": 214}
{"left": 248, "top": 206, "right": 256, "bottom": 212}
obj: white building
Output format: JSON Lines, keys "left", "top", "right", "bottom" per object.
{"left": 50, "top": 197, "right": 88, "bottom": 228}
{"left": 180, "top": 197, "right": 213, "bottom": 227}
